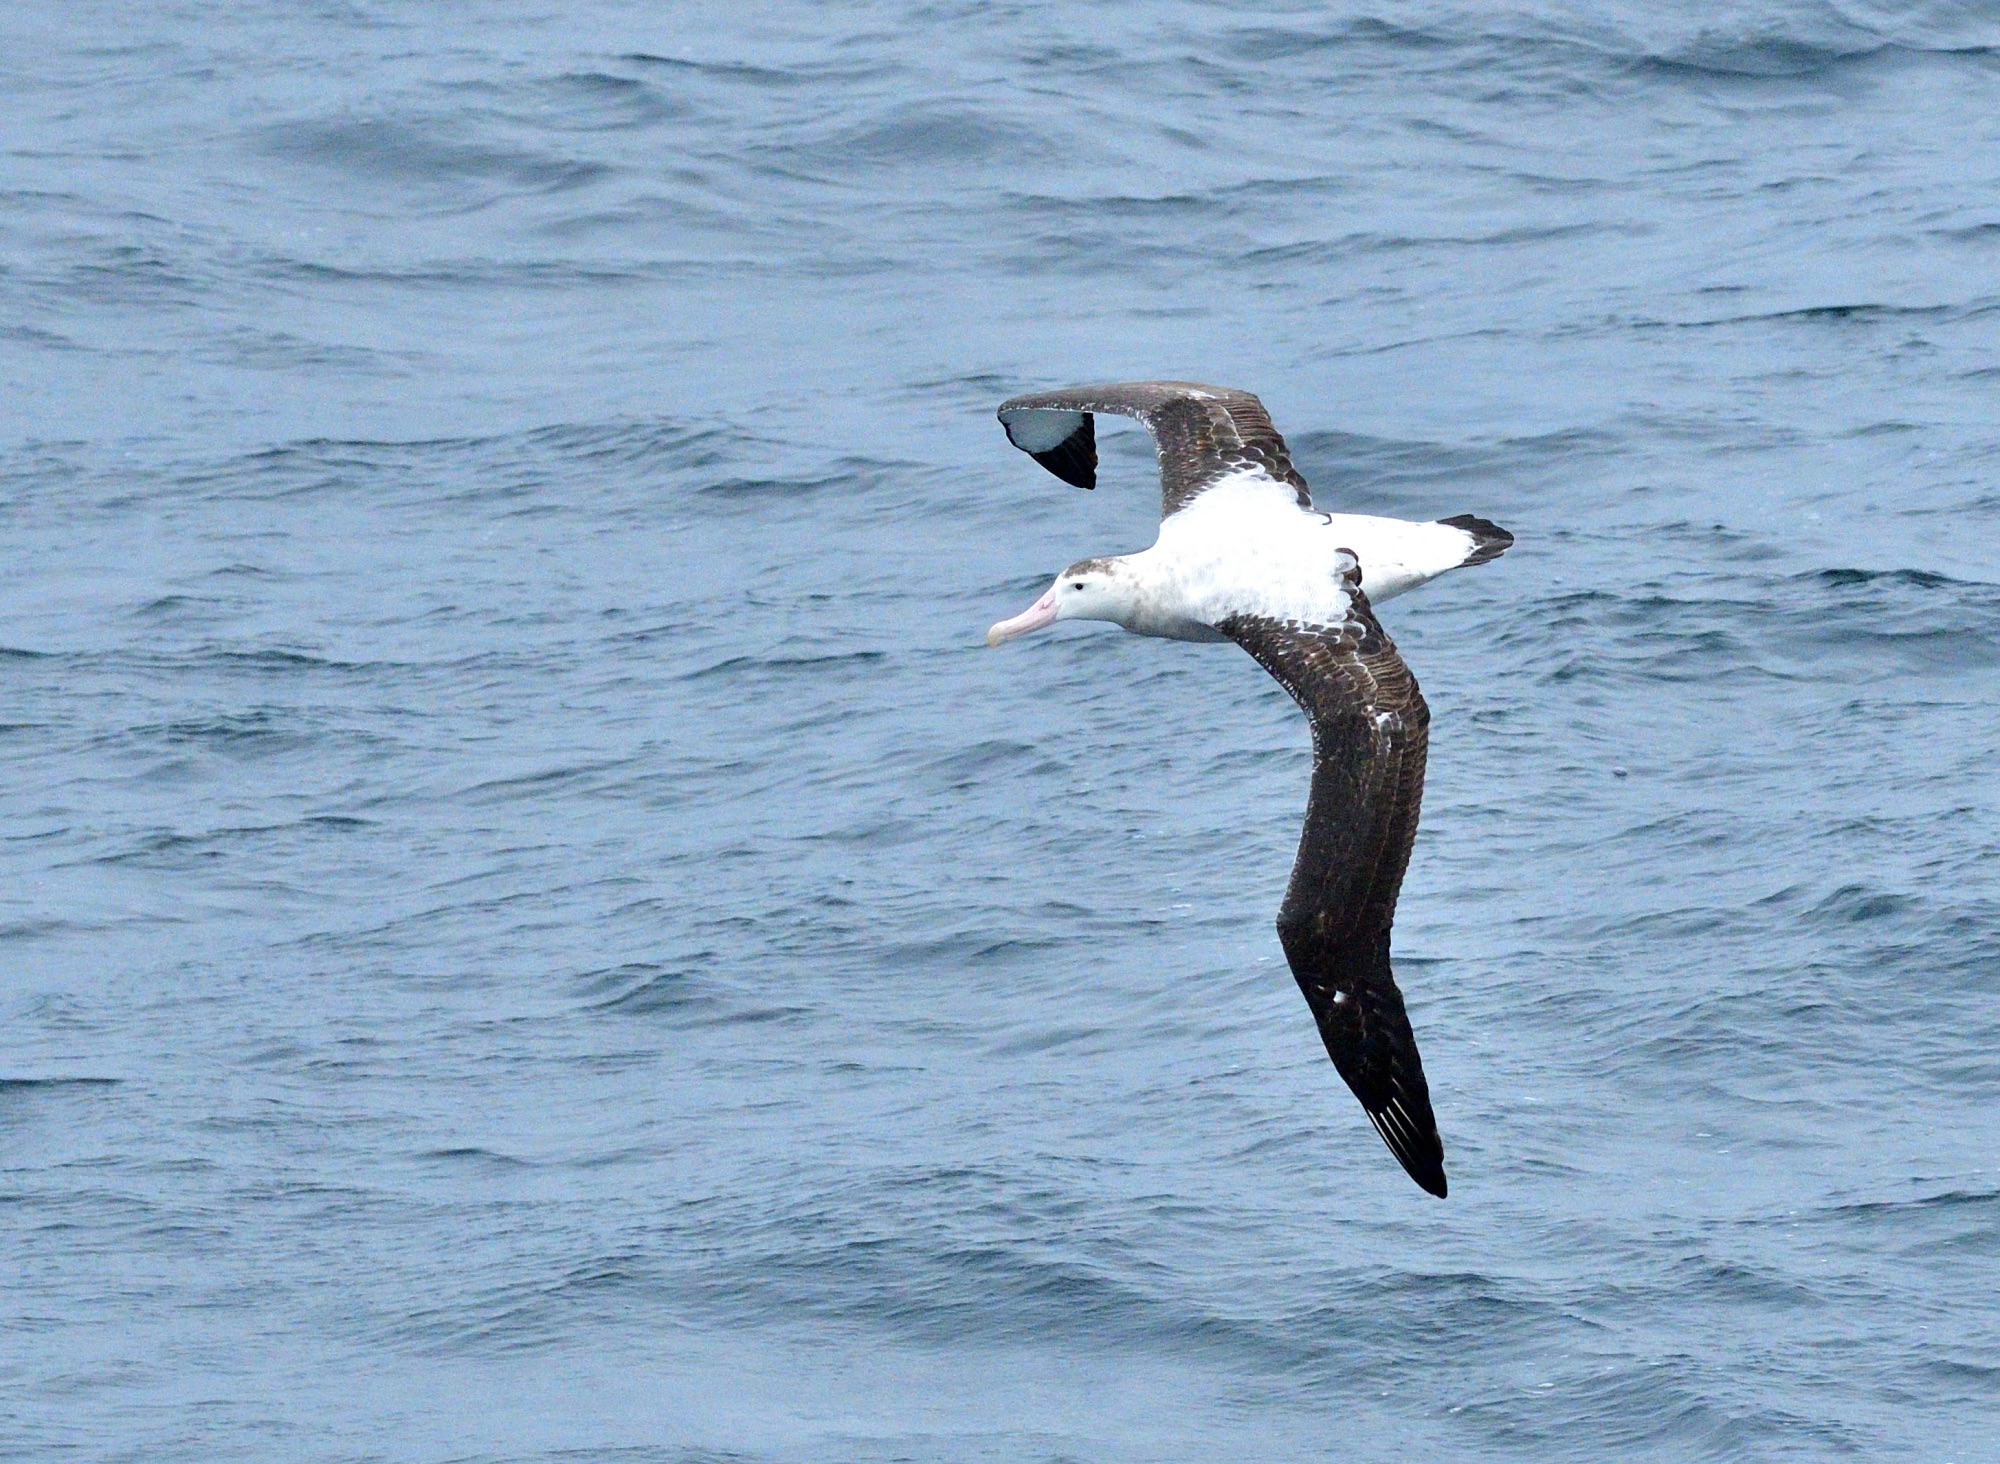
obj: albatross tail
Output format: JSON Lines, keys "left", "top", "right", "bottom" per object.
{"left": 1436, "top": 513, "right": 1514, "bottom": 567}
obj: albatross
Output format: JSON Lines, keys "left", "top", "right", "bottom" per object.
{"left": 985, "top": 381, "right": 1512, "bottom": 1198}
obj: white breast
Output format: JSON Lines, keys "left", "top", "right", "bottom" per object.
{"left": 1140, "top": 474, "right": 1355, "bottom": 628}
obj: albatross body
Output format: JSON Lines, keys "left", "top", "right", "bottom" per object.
{"left": 986, "top": 381, "right": 1512, "bottom": 1198}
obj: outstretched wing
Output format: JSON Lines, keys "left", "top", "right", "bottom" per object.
{"left": 997, "top": 380, "right": 1311, "bottom": 518}
{"left": 1221, "top": 571, "right": 1445, "bottom": 1198}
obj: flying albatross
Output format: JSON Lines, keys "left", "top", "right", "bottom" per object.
{"left": 985, "top": 381, "right": 1512, "bottom": 1197}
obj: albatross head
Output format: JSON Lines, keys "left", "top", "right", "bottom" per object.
{"left": 986, "top": 557, "right": 1132, "bottom": 647}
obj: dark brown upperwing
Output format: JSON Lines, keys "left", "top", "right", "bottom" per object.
{"left": 1221, "top": 588, "right": 1446, "bottom": 1198}
{"left": 997, "top": 381, "right": 1312, "bottom": 517}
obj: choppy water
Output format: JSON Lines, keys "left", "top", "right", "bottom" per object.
{"left": 6, "top": 3, "right": 2000, "bottom": 1459}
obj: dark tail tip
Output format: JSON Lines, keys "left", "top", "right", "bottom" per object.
{"left": 1437, "top": 513, "right": 1513, "bottom": 567}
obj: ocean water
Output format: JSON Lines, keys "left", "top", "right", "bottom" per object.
{"left": 5, "top": 2, "right": 2000, "bottom": 1459}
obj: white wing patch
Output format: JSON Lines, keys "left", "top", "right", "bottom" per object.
{"left": 999, "top": 408, "right": 1085, "bottom": 454}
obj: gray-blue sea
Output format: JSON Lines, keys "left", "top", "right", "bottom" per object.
{"left": 5, "top": 3, "right": 1999, "bottom": 1459}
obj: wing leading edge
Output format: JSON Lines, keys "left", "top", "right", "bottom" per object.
{"left": 998, "top": 380, "right": 1312, "bottom": 517}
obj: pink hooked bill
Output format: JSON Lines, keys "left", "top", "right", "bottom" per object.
{"left": 986, "top": 585, "right": 1059, "bottom": 647}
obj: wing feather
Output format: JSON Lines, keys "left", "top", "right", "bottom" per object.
{"left": 997, "top": 380, "right": 1311, "bottom": 517}
{"left": 1221, "top": 584, "right": 1447, "bottom": 1198}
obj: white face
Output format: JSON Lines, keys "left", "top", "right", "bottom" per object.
{"left": 986, "top": 560, "right": 1130, "bottom": 646}
{"left": 1051, "top": 563, "right": 1125, "bottom": 623}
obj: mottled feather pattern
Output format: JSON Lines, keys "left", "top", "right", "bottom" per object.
{"left": 998, "top": 381, "right": 1312, "bottom": 516}
{"left": 999, "top": 380, "right": 1456, "bottom": 1195}
{"left": 1221, "top": 592, "right": 1446, "bottom": 1198}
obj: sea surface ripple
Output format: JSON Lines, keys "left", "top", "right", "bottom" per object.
{"left": 4, "top": 3, "right": 1999, "bottom": 1460}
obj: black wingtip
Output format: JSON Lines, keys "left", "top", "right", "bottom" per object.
{"left": 1031, "top": 415, "right": 1096, "bottom": 489}
{"left": 1367, "top": 1101, "right": 1449, "bottom": 1198}
{"left": 1436, "top": 513, "right": 1513, "bottom": 567}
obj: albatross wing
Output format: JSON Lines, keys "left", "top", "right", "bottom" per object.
{"left": 1220, "top": 564, "right": 1446, "bottom": 1198}
{"left": 997, "top": 381, "right": 1312, "bottom": 518}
